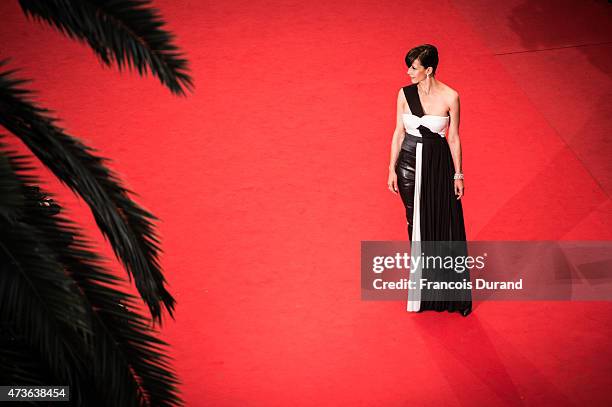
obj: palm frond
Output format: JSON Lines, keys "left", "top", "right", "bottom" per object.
{"left": 0, "top": 143, "right": 183, "bottom": 406}
{"left": 0, "top": 62, "right": 175, "bottom": 323}
{"left": 0, "top": 169, "right": 98, "bottom": 405}
{"left": 0, "top": 147, "right": 27, "bottom": 221}
{"left": 18, "top": 0, "right": 194, "bottom": 96}
{"left": 0, "top": 326, "right": 55, "bottom": 386}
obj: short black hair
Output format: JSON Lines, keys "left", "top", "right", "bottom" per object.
{"left": 405, "top": 44, "right": 439, "bottom": 76}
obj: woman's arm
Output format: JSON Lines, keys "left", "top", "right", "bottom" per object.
{"left": 389, "top": 89, "right": 406, "bottom": 171}
{"left": 387, "top": 89, "right": 406, "bottom": 194}
{"left": 446, "top": 91, "right": 464, "bottom": 199}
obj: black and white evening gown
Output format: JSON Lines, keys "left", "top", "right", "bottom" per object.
{"left": 394, "top": 83, "right": 472, "bottom": 316}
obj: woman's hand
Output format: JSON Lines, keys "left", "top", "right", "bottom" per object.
{"left": 388, "top": 170, "right": 398, "bottom": 194}
{"left": 454, "top": 179, "right": 464, "bottom": 200}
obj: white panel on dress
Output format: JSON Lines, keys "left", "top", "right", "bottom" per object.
{"left": 407, "top": 142, "right": 423, "bottom": 312}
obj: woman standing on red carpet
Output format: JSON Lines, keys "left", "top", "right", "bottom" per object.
{"left": 387, "top": 44, "right": 472, "bottom": 316}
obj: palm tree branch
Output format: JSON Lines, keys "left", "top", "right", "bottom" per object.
{"left": 0, "top": 216, "right": 97, "bottom": 405}
{"left": 0, "top": 62, "right": 176, "bottom": 323}
{"left": 18, "top": 0, "right": 194, "bottom": 96}
{"left": 0, "top": 144, "right": 183, "bottom": 406}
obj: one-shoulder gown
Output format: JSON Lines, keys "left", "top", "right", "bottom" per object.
{"left": 394, "top": 83, "right": 472, "bottom": 316}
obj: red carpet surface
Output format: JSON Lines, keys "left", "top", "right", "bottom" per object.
{"left": 1, "top": 0, "right": 611, "bottom": 405}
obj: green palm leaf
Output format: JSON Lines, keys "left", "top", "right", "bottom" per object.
{"left": 0, "top": 147, "right": 26, "bottom": 221}
{"left": 0, "top": 146, "right": 99, "bottom": 404}
{"left": 0, "top": 62, "right": 175, "bottom": 323}
{"left": 18, "top": 0, "right": 194, "bottom": 96}
{"left": 0, "top": 143, "right": 183, "bottom": 406}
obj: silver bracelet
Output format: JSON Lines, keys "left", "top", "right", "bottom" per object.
{"left": 453, "top": 173, "right": 464, "bottom": 180}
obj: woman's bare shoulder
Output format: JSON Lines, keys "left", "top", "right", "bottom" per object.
{"left": 397, "top": 87, "right": 408, "bottom": 105}
{"left": 438, "top": 80, "right": 459, "bottom": 99}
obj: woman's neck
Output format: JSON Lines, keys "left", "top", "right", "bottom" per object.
{"left": 417, "top": 77, "right": 437, "bottom": 95}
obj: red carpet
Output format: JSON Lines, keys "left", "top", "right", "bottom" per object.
{"left": 1, "top": 0, "right": 611, "bottom": 405}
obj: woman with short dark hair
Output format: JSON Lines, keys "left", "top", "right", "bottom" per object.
{"left": 388, "top": 44, "right": 472, "bottom": 316}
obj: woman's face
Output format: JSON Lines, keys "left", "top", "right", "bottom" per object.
{"left": 407, "top": 59, "right": 431, "bottom": 82}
